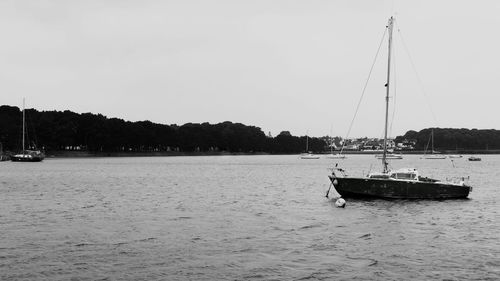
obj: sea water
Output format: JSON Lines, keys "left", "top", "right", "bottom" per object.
{"left": 1, "top": 155, "right": 499, "bottom": 280}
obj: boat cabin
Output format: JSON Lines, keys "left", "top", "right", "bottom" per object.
{"left": 368, "top": 168, "right": 419, "bottom": 181}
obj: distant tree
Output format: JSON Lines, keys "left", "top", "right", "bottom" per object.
{"left": 397, "top": 127, "right": 500, "bottom": 150}
{"left": 0, "top": 105, "right": 338, "bottom": 154}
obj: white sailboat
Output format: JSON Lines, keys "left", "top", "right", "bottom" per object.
{"left": 325, "top": 153, "right": 346, "bottom": 159}
{"left": 447, "top": 146, "right": 463, "bottom": 158}
{"left": 300, "top": 134, "right": 320, "bottom": 159}
{"left": 10, "top": 98, "right": 45, "bottom": 162}
{"left": 421, "top": 129, "right": 446, "bottom": 159}
{"left": 325, "top": 136, "right": 346, "bottom": 159}
{"left": 375, "top": 153, "right": 402, "bottom": 160}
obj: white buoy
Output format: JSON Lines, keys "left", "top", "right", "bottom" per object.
{"left": 335, "top": 198, "right": 346, "bottom": 208}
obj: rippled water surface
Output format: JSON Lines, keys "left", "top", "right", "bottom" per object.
{"left": 1, "top": 155, "right": 499, "bottom": 280}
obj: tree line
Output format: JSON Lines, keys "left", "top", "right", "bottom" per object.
{"left": 395, "top": 128, "right": 500, "bottom": 151}
{"left": 0, "top": 105, "right": 326, "bottom": 154}
{"left": 2, "top": 105, "right": 499, "bottom": 154}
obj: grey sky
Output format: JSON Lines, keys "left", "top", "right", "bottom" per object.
{"left": 1, "top": 0, "right": 499, "bottom": 138}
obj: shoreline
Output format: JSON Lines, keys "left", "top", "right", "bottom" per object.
{"left": 37, "top": 149, "right": 500, "bottom": 158}
{"left": 45, "top": 151, "right": 270, "bottom": 158}
{"left": 326, "top": 150, "right": 500, "bottom": 155}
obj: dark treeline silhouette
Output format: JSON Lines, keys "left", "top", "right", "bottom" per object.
{"left": 0, "top": 105, "right": 326, "bottom": 154}
{"left": 395, "top": 128, "right": 500, "bottom": 150}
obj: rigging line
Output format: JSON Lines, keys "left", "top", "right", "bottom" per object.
{"left": 424, "top": 131, "right": 431, "bottom": 155}
{"left": 340, "top": 27, "right": 388, "bottom": 154}
{"left": 18, "top": 113, "right": 23, "bottom": 150}
{"left": 26, "top": 112, "right": 37, "bottom": 149}
{"left": 397, "top": 28, "right": 438, "bottom": 126}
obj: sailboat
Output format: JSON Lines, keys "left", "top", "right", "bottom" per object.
{"left": 468, "top": 156, "right": 481, "bottom": 161}
{"left": 421, "top": 129, "right": 446, "bottom": 159}
{"left": 375, "top": 153, "right": 402, "bottom": 160}
{"left": 325, "top": 152, "right": 346, "bottom": 159}
{"left": 327, "top": 17, "right": 471, "bottom": 199}
{"left": 447, "top": 145, "right": 463, "bottom": 158}
{"left": 300, "top": 134, "right": 320, "bottom": 159}
{"left": 325, "top": 136, "right": 346, "bottom": 159}
{"left": 11, "top": 99, "right": 45, "bottom": 162}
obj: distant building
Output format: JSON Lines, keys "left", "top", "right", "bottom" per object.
{"left": 341, "top": 137, "right": 397, "bottom": 151}
{"left": 386, "top": 139, "right": 395, "bottom": 149}
{"left": 362, "top": 139, "right": 382, "bottom": 150}
{"left": 396, "top": 139, "right": 416, "bottom": 150}
{"left": 344, "top": 144, "right": 360, "bottom": 151}
{"left": 356, "top": 138, "right": 397, "bottom": 151}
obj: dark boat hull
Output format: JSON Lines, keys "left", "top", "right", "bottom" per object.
{"left": 329, "top": 176, "right": 471, "bottom": 199}
{"left": 11, "top": 156, "right": 44, "bottom": 162}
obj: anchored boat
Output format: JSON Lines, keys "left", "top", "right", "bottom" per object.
{"left": 375, "top": 153, "right": 403, "bottom": 160}
{"left": 11, "top": 99, "right": 45, "bottom": 162}
{"left": 327, "top": 17, "right": 472, "bottom": 199}
{"left": 421, "top": 129, "right": 446, "bottom": 159}
{"left": 300, "top": 134, "right": 320, "bottom": 159}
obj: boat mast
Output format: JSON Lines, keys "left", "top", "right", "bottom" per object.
{"left": 382, "top": 17, "right": 394, "bottom": 173}
{"left": 22, "top": 98, "right": 25, "bottom": 152}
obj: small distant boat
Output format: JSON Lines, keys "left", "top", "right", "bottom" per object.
{"left": 11, "top": 98, "right": 45, "bottom": 162}
{"left": 375, "top": 153, "right": 403, "bottom": 160}
{"left": 448, "top": 154, "right": 463, "bottom": 158}
{"left": 422, "top": 154, "right": 447, "bottom": 159}
{"left": 468, "top": 156, "right": 481, "bottom": 161}
{"left": 325, "top": 153, "right": 346, "bottom": 159}
{"left": 421, "top": 129, "right": 446, "bottom": 159}
{"left": 300, "top": 134, "right": 319, "bottom": 159}
{"left": 325, "top": 132, "right": 347, "bottom": 159}
{"left": 300, "top": 153, "right": 320, "bottom": 159}
{"left": 11, "top": 150, "right": 45, "bottom": 162}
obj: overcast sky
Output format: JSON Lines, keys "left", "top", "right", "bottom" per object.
{"left": 1, "top": 0, "right": 499, "bottom": 138}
